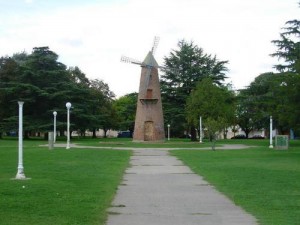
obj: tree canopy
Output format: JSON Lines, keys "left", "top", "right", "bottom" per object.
{"left": 113, "top": 92, "right": 137, "bottom": 136}
{"left": 271, "top": 19, "right": 300, "bottom": 73}
{"left": 0, "top": 47, "right": 116, "bottom": 138}
{"left": 237, "top": 6, "right": 300, "bottom": 138}
{"left": 160, "top": 40, "right": 229, "bottom": 138}
{"left": 186, "top": 78, "right": 235, "bottom": 142}
{"left": 236, "top": 72, "right": 300, "bottom": 136}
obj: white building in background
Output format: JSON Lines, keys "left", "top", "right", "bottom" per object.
{"left": 216, "top": 126, "right": 280, "bottom": 139}
{"left": 216, "top": 126, "right": 266, "bottom": 139}
{"left": 70, "top": 129, "right": 118, "bottom": 138}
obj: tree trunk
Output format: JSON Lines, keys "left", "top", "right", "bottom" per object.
{"left": 190, "top": 125, "right": 197, "bottom": 141}
{"left": 211, "top": 134, "right": 216, "bottom": 151}
{"left": 223, "top": 128, "right": 228, "bottom": 139}
{"left": 244, "top": 129, "right": 250, "bottom": 138}
{"left": 92, "top": 128, "right": 97, "bottom": 138}
{"left": 211, "top": 140, "right": 216, "bottom": 151}
{"left": 24, "top": 131, "right": 30, "bottom": 139}
{"left": 129, "top": 127, "right": 134, "bottom": 138}
{"left": 103, "top": 128, "right": 107, "bottom": 138}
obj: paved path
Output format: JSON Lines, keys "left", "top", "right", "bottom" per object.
{"left": 51, "top": 143, "right": 253, "bottom": 150}
{"left": 105, "top": 149, "right": 258, "bottom": 225}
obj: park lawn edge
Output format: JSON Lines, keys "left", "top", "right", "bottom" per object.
{"left": 171, "top": 146, "right": 300, "bottom": 225}
{"left": 0, "top": 140, "right": 132, "bottom": 225}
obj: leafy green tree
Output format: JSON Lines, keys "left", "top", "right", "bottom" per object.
{"left": 236, "top": 73, "right": 275, "bottom": 137}
{"left": 23, "top": 47, "right": 72, "bottom": 137}
{"left": 68, "top": 66, "right": 90, "bottom": 86}
{"left": 237, "top": 72, "right": 300, "bottom": 136}
{"left": 0, "top": 57, "right": 21, "bottom": 137}
{"left": 161, "top": 40, "right": 228, "bottom": 140}
{"left": 236, "top": 90, "right": 256, "bottom": 138}
{"left": 99, "top": 103, "right": 118, "bottom": 138}
{"left": 113, "top": 92, "right": 137, "bottom": 136}
{"left": 0, "top": 47, "right": 71, "bottom": 138}
{"left": 12, "top": 51, "right": 28, "bottom": 66}
{"left": 238, "top": 7, "right": 300, "bottom": 138}
{"left": 204, "top": 118, "right": 223, "bottom": 150}
{"left": 0, "top": 47, "right": 116, "bottom": 139}
{"left": 269, "top": 7, "right": 300, "bottom": 135}
{"left": 89, "top": 79, "right": 116, "bottom": 138}
{"left": 186, "top": 78, "right": 235, "bottom": 147}
{"left": 271, "top": 73, "right": 300, "bottom": 133}
{"left": 64, "top": 67, "right": 92, "bottom": 137}
{"left": 271, "top": 19, "right": 300, "bottom": 73}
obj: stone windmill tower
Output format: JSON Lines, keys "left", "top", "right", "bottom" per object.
{"left": 121, "top": 37, "right": 165, "bottom": 141}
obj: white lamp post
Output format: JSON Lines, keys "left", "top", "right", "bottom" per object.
{"left": 15, "top": 101, "right": 26, "bottom": 179}
{"left": 53, "top": 111, "right": 57, "bottom": 143}
{"left": 199, "top": 116, "right": 203, "bottom": 143}
{"left": 66, "top": 102, "right": 71, "bottom": 149}
{"left": 167, "top": 124, "right": 170, "bottom": 141}
{"left": 269, "top": 116, "right": 273, "bottom": 148}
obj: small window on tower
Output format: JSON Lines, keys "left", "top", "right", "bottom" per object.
{"left": 146, "top": 89, "right": 153, "bottom": 99}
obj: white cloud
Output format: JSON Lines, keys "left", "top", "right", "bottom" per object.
{"left": 0, "top": 0, "right": 299, "bottom": 96}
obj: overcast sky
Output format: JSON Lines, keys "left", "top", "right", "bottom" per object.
{"left": 0, "top": 0, "right": 299, "bottom": 97}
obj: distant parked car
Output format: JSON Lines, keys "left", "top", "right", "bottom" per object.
{"left": 231, "top": 134, "right": 247, "bottom": 139}
{"left": 249, "top": 135, "right": 265, "bottom": 139}
{"left": 9, "top": 131, "right": 17, "bottom": 136}
{"left": 117, "top": 131, "right": 132, "bottom": 138}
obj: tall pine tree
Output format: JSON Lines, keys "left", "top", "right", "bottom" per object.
{"left": 160, "top": 40, "right": 228, "bottom": 139}
{"left": 271, "top": 18, "right": 300, "bottom": 73}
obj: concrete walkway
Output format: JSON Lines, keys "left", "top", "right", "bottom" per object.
{"left": 105, "top": 149, "right": 258, "bottom": 225}
{"left": 51, "top": 143, "right": 253, "bottom": 151}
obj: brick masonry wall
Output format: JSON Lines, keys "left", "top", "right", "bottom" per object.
{"left": 133, "top": 65, "right": 165, "bottom": 141}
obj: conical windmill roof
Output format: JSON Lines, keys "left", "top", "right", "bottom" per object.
{"left": 143, "top": 51, "right": 159, "bottom": 67}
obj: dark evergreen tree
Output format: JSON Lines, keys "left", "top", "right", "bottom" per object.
{"left": 0, "top": 47, "right": 115, "bottom": 139}
{"left": 160, "top": 40, "right": 228, "bottom": 140}
{"left": 271, "top": 19, "right": 300, "bottom": 73}
{"left": 0, "top": 57, "right": 21, "bottom": 137}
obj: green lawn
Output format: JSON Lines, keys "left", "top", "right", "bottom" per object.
{"left": 61, "top": 136, "right": 269, "bottom": 148}
{"left": 172, "top": 142, "right": 300, "bottom": 225}
{"left": 0, "top": 139, "right": 131, "bottom": 225}
{"left": 68, "top": 136, "right": 210, "bottom": 148}
{"left": 2, "top": 137, "right": 300, "bottom": 225}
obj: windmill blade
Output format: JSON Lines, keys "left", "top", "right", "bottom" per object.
{"left": 158, "top": 65, "right": 179, "bottom": 74}
{"left": 151, "top": 36, "right": 160, "bottom": 55}
{"left": 121, "top": 55, "right": 143, "bottom": 65}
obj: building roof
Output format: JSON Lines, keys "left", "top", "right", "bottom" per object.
{"left": 143, "top": 51, "right": 159, "bottom": 67}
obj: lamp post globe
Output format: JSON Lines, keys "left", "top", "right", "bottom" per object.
{"left": 66, "top": 102, "right": 71, "bottom": 109}
{"left": 66, "top": 102, "right": 71, "bottom": 149}
{"left": 167, "top": 124, "right": 170, "bottom": 141}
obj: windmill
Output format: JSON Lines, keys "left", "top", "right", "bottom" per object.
{"left": 121, "top": 37, "right": 166, "bottom": 141}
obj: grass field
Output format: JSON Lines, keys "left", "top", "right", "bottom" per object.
{"left": 57, "top": 136, "right": 268, "bottom": 148}
{"left": 172, "top": 141, "right": 300, "bottom": 225}
{"left": 1, "top": 137, "right": 300, "bottom": 225}
{"left": 0, "top": 139, "right": 131, "bottom": 225}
